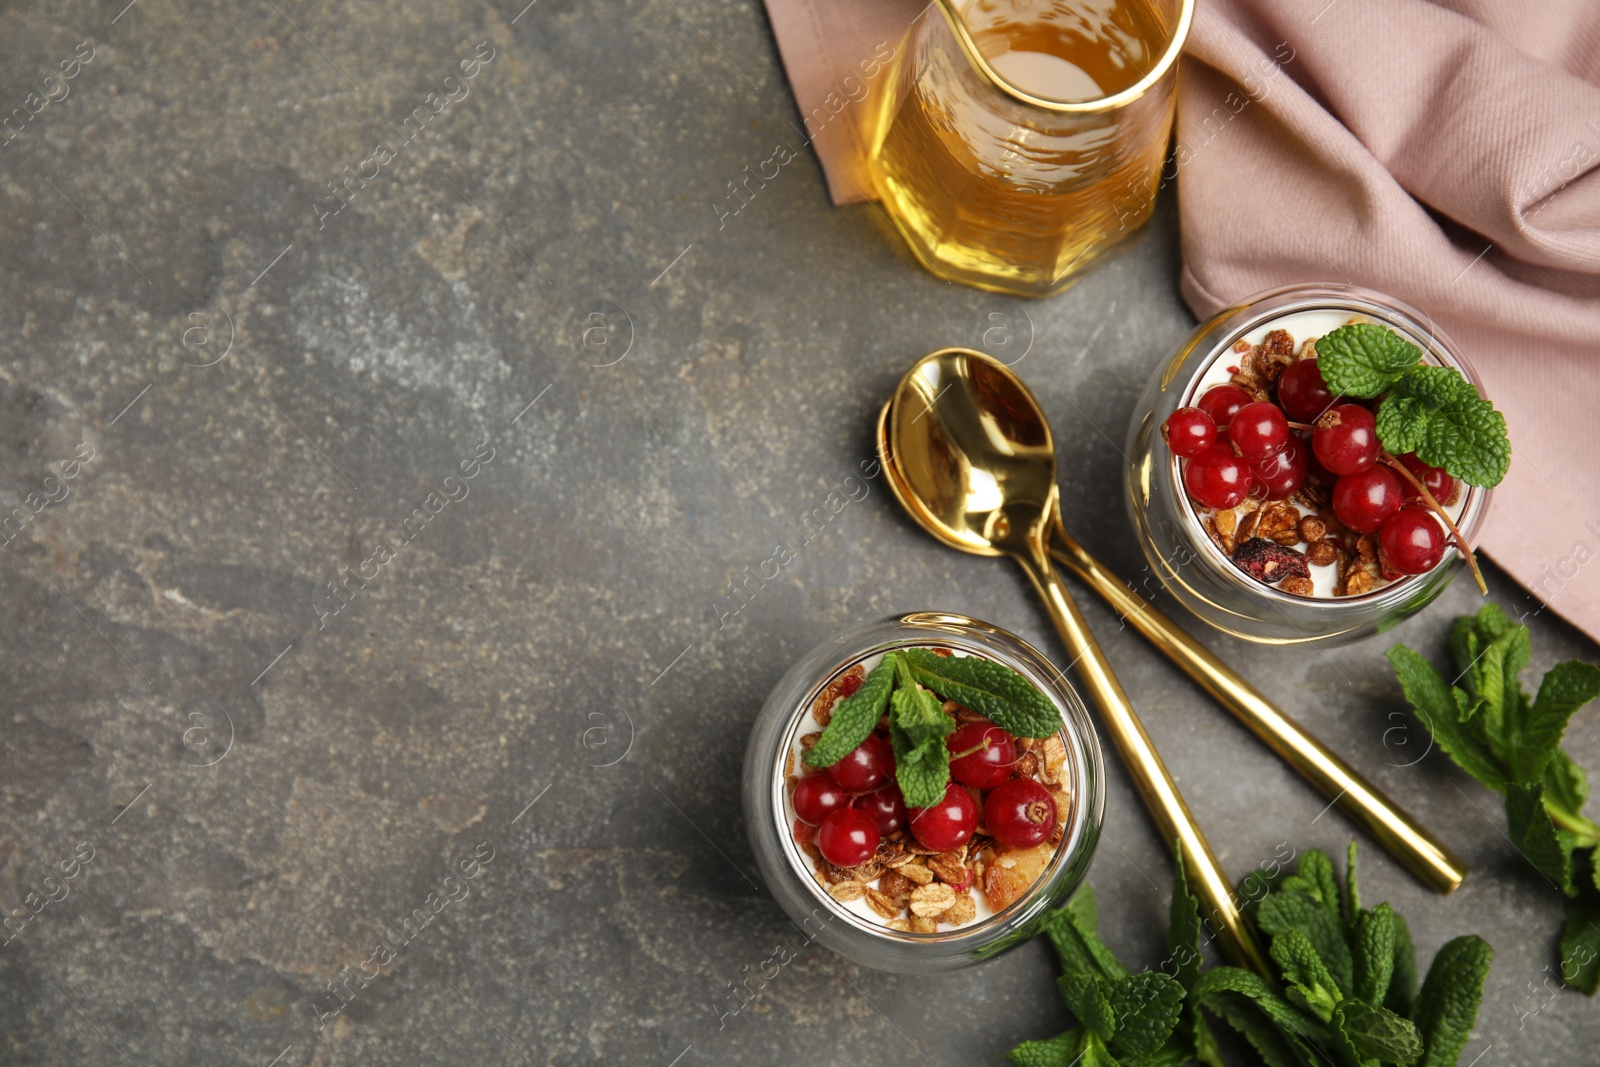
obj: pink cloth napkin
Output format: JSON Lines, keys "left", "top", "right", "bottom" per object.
{"left": 760, "top": 0, "right": 1600, "bottom": 643}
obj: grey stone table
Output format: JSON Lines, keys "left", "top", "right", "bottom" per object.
{"left": 2, "top": 1, "right": 1595, "bottom": 1063}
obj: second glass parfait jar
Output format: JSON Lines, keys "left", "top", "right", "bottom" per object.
{"left": 1124, "top": 284, "right": 1493, "bottom": 646}
{"left": 868, "top": 0, "right": 1193, "bottom": 297}
{"left": 743, "top": 613, "right": 1104, "bottom": 974}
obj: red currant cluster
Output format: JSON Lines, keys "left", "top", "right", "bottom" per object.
{"left": 1163, "top": 355, "right": 1455, "bottom": 580}
{"left": 793, "top": 717, "right": 1058, "bottom": 870}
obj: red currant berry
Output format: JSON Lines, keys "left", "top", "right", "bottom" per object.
{"left": 985, "top": 779, "right": 1057, "bottom": 850}
{"left": 1183, "top": 446, "right": 1251, "bottom": 510}
{"left": 1332, "top": 466, "right": 1404, "bottom": 533}
{"left": 1312, "top": 404, "right": 1380, "bottom": 476}
{"left": 1397, "top": 453, "right": 1455, "bottom": 505}
{"left": 1228, "top": 401, "right": 1291, "bottom": 460}
{"left": 853, "top": 783, "right": 907, "bottom": 836}
{"left": 1380, "top": 506, "right": 1447, "bottom": 575}
{"left": 817, "top": 807, "right": 880, "bottom": 867}
{"left": 1162, "top": 407, "right": 1217, "bottom": 459}
{"left": 827, "top": 734, "right": 891, "bottom": 792}
{"left": 1197, "top": 384, "right": 1252, "bottom": 427}
{"left": 837, "top": 673, "right": 862, "bottom": 698}
{"left": 793, "top": 773, "right": 851, "bottom": 826}
{"left": 907, "top": 782, "right": 978, "bottom": 852}
{"left": 947, "top": 722, "right": 1016, "bottom": 789}
{"left": 1276, "top": 358, "right": 1334, "bottom": 422}
{"left": 1251, "top": 437, "right": 1308, "bottom": 501}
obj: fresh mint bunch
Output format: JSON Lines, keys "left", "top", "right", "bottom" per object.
{"left": 804, "top": 648, "right": 1058, "bottom": 808}
{"left": 1315, "top": 323, "right": 1510, "bottom": 488}
{"left": 1009, "top": 843, "right": 1492, "bottom": 1067}
{"left": 1389, "top": 604, "right": 1600, "bottom": 992}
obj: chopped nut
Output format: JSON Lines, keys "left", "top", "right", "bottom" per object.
{"left": 879, "top": 869, "right": 916, "bottom": 900}
{"left": 1297, "top": 338, "right": 1319, "bottom": 360}
{"left": 926, "top": 851, "right": 969, "bottom": 884}
{"left": 1279, "top": 575, "right": 1315, "bottom": 597}
{"left": 1298, "top": 515, "right": 1327, "bottom": 543}
{"left": 1012, "top": 751, "right": 1040, "bottom": 780}
{"left": 863, "top": 887, "right": 903, "bottom": 920}
{"left": 1356, "top": 533, "right": 1379, "bottom": 563}
{"left": 1342, "top": 566, "right": 1378, "bottom": 596}
{"left": 828, "top": 881, "right": 866, "bottom": 903}
{"left": 799, "top": 732, "right": 820, "bottom": 752}
{"left": 1307, "top": 540, "right": 1338, "bottom": 567}
{"left": 1257, "top": 501, "right": 1302, "bottom": 546}
{"left": 946, "top": 892, "right": 977, "bottom": 925}
{"left": 1232, "top": 538, "right": 1311, "bottom": 584}
{"left": 908, "top": 914, "right": 939, "bottom": 934}
{"left": 909, "top": 882, "right": 958, "bottom": 917}
{"left": 899, "top": 863, "right": 934, "bottom": 885}
{"left": 1040, "top": 735, "right": 1067, "bottom": 785}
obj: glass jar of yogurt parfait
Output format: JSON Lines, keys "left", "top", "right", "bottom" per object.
{"left": 1125, "top": 284, "right": 1493, "bottom": 645}
{"left": 743, "top": 613, "right": 1104, "bottom": 974}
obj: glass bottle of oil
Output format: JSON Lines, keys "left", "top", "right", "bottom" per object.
{"left": 869, "top": 0, "right": 1190, "bottom": 297}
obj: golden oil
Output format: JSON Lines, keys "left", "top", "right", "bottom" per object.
{"left": 870, "top": 0, "right": 1179, "bottom": 297}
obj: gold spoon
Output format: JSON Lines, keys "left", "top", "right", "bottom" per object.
{"left": 879, "top": 349, "right": 1468, "bottom": 895}
{"left": 882, "top": 347, "right": 1272, "bottom": 976}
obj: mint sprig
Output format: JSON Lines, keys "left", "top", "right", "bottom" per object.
{"left": 1389, "top": 604, "right": 1600, "bottom": 993}
{"left": 1011, "top": 842, "right": 1491, "bottom": 1067}
{"left": 803, "top": 647, "right": 1058, "bottom": 808}
{"left": 1315, "top": 323, "right": 1510, "bottom": 487}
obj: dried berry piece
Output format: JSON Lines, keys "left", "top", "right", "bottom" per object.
{"left": 982, "top": 865, "right": 1029, "bottom": 911}
{"left": 1232, "top": 537, "right": 1311, "bottom": 585}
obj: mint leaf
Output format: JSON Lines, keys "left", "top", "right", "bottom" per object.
{"left": 1168, "top": 847, "right": 1205, "bottom": 993}
{"left": 1353, "top": 904, "right": 1398, "bottom": 1006}
{"left": 901, "top": 647, "right": 1059, "bottom": 738}
{"left": 1387, "top": 645, "right": 1508, "bottom": 791}
{"left": 1059, "top": 973, "right": 1117, "bottom": 1041}
{"left": 1387, "top": 910, "right": 1419, "bottom": 1018}
{"left": 1316, "top": 323, "right": 1422, "bottom": 397}
{"left": 1466, "top": 619, "right": 1529, "bottom": 748}
{"left": 1514, "top": 662, "right": 1600, "bottom": 784}
{"left": 1414, "top": 935, "right": 1492, "bottom": 1067}
{"left": 1258, "top": 890, "right": 1353, "bottom": 995}
{"left": 1192, "top": 969, "right": 1328, "bottom": 1043}
{"left": 1270, "top": 929, "right": 1342, "bottom": 1023}
{"left": 1289, "top": 849, "right": 1341, "bottom": 921}
{"left": 1375, "top": 390, "right": 1428, "bottom": 455}
{"left": 804, "top": 655, "right": 896, "bottom": 767}
{"left": 1335, "top": 1000, "right": 1423, "bottom": 1065}
{"left": 1343, "top": 841, "right": 1361, "bottom": 928}
{"left": 1007, "top": 1029, "right": 1088, "bottom": 1067}
{"left": 1198, "top": 993, "right": 1314, "bottom": 1067}
{"left": 1560, "top": 866, "right": 1600, "bottom": 995}
{"left": 1046, "top": 887, "right": 1129, "bottom": 979}
{"left": 1381, "top": 365, "right": 1510, "bottom": 487}
{"left": 1544, "top": 749, "right": 1590, "bottom": 817}
{"left": 1106, "top": 972, "right": 1184, "bottom": 1059}
{"left": 1506, "top": 782, "right": 1573, "bottom": 892}
{"left": 889, "top": 655, "right": 956, "bottom": 746}
{"left": 892, "top": 733, "right": 949, "bottom": 808}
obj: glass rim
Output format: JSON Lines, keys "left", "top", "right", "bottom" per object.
{"left": 931, "top": 0, "right": 1196, "bottom": 114}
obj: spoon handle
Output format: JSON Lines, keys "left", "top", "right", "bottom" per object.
{"left": 1012, "top": 535, "right": 1273, "bottom": 978}
{"left": 1048, "top": 520, "right": 1468, "bottom": 895}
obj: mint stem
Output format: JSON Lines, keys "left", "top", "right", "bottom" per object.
{"left": 1379, "top": 451, "right": 1487, "bottom": 596}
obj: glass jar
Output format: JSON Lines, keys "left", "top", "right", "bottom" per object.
{"left": 742, "top": 612, "right": 1104, "bottom": 974}
{"left": 868, "top": 0, "right": 1192, "bottom": 297}
{"left": 1124, "top": 284, "right": 1493, "bottom": 645}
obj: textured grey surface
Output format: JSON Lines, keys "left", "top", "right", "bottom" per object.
{"left": 1, "top": 1, "right": 1596, "bottom": 1064}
